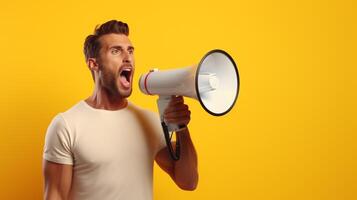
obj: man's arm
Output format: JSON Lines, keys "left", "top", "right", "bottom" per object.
{"left": 155, "top": 96, "right": 198, "bottom": 190}
{"left": 43, "top": 160, "right": 73, "bottom": 200}
{"left": 155, "top": 128, "right": 198, "bottom": 190}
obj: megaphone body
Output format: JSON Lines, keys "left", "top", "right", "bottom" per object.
{"left": 139, "top": 49, "right": 240, "bottom": 160}
{"left": 139, "top": 65, "right": 193, "bottom": 130}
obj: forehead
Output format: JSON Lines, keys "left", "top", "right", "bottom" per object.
{"left": 98, "top": 33, "right": 133, "bottom": 49}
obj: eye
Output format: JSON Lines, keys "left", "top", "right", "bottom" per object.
{"left": 128, "top": 49, "right": 134, "bottom": 54}
{"left": 111, "top": 48, "right": 121, "bottom": 54}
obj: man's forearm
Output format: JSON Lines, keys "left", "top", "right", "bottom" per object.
{"left": 173, "top": 128, "right": 198, "bottom": 190}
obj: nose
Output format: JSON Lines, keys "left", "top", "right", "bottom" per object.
{"left": 123, "top": 50, "right": 132, "bottom": 64}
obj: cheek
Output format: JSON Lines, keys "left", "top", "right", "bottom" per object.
{"left": 103, "top": 54, "right": 121, "bottom": 67}
{"left": 101, "top": 66, "right": 117, "bottom": 81}
{"left": 103, "top": 60, "right": 120, "bottom": 74}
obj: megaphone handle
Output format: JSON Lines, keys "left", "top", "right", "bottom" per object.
{"left": 157, "top": 95, "right": 185, "bottom": 161}
{"left": 157, "top": 95, "right": 186, "bottom": 132}
{"left": 161, "top": 121, "right": 180, "bottom": 161}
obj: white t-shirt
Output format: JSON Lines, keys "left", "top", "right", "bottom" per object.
{"left": 43, "top": 100, "right": 166, "bottom": 200}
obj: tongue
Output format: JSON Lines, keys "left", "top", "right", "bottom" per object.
{"left": 119, "top": 75, "right": 130, "bottom": 89}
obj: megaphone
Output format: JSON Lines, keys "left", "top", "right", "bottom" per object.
{"left": 139, "top": 49, "right": 239, "bottom": 160}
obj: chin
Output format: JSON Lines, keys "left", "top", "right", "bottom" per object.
{"left": 119, "top": 88, "right": 132, "bottom": 98}
{"left": 115, "top": 79, "right": 133, "bottom": 98}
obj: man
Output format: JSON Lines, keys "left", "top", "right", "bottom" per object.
{"left": 43, "top": 20, "right": 198, "bottom": 200}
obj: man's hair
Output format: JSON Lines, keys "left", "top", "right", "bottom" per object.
{"left": 83, "top": 20, "right": 129, "bottom": 80}
{"left": 84, "top": 20, "right": 129, "bottom": 61}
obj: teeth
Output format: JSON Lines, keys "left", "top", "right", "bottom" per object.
{"left": 123, "top": 68, "right": 131, "bottom": 72}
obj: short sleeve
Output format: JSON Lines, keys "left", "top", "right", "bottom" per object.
{"left": 43, "top": 113, "right": 74, "bottom": 165}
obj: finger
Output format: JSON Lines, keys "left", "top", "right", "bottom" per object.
{"left": 165, "top": 118, "right": 190, "bottom": 125}
{"left": 164, "top": 106, "right": 190, "bottom": 115}
{"left": 168, "top": 100, "right": 184, "bottom": 107}
{"left": 171, "top": 95, "right": 183, "bottom": 100}
{"left": 164, "top": 104, "right": 189, "bottom": 114}
{"left": 165, "top": 110, "right": 191, "bottom": 118}
{"left": 168, "top": 96, "right": 184, "bottom": 106}
{"left": 165, "top": 114, "right": 190, "bottom": 122}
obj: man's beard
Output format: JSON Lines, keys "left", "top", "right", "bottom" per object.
{"left": 100, "top": 67, "right": 132, "bottom": 98}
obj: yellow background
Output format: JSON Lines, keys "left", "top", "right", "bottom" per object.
{"left": 0, "top": 0, "right": 356, "bottom": 199}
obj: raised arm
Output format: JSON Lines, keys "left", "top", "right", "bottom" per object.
{"left": 155, "top": 96, "right": 198, "bottom": 190}
{"left": 155, "top": 128, "right": 198, "bottom": 190}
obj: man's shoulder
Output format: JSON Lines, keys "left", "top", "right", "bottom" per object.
{"left": 60, "top": 100, "right": 87, "bottom": 118}
{"left": 49, "top": 100, "right": 89, "bottom": 129}
{"left": 128, "top": 102, "right": 159, "bottom": 118}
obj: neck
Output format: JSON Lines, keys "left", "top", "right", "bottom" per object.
{"left": 85, "top": 83, "right": 127, "bottom": 111}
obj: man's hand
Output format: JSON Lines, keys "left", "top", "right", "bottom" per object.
{"left": 163, "top": 96, "right": 191, "bottom": 127}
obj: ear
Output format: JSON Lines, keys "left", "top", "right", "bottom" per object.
{"left": 87, "top": 58, "right": 99, "bottom": 73}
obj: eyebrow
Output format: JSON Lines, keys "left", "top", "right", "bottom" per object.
{"left": 109, "top": 45, "right": 135, "bottom": 51}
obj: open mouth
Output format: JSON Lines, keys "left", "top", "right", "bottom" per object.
{"left": 119, "top": 68, "right": 132, "bottom": 88}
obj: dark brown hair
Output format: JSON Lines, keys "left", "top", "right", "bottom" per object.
{"left": 83, "top": 20, "right": 129, "bottom": 61}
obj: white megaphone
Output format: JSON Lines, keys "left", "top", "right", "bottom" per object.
{"left": 139, "top": 49, "right": 239, "bottom": 160}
